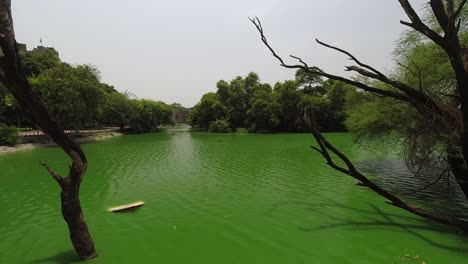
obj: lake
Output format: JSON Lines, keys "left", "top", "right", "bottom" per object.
{"left": 1, "top": 126, "right": 467, "bottom": 263}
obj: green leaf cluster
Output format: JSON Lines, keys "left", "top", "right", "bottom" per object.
{"left": 0, "top": 47, "right": 175, "bottom": 131}
{"left": 208, "top": 119, "right": 232, "bottom": 133}
{"left": 0, "top": 123, "right": 19, "bottom": 146}
{"left": 190, "top": 71, "right": 348, "bottom": 133}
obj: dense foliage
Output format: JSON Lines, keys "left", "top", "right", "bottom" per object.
{"left": 189, "top": 71, "right": 348, "bottom": 133}
{"left": 29, "top": 64, "right": 110, "bottom": 129}
{"left": 0, "top": 47, "right": 175, "bottom": 132}
{"left": 208, "top": 119, "right": 232, "bottom": 133}
{"left": 0, "top": 123, "right": 19, "bottom": 146}
{"left": 343, "top": 4, "right": 468, "bottom": 179}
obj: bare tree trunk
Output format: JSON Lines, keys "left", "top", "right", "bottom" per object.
{"left": 0, "top": 0, "right": 97, "bottom": 259}
{"left": 60, "top": 177, "right": 96, "bottom": 259}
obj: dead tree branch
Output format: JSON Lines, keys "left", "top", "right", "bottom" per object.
{"left": 308, "top": 121, "right": 468, "bottom": 231}
{"left": 249, "top": 17, "right": 461, "bottom": 131}
{"left": 39, "top": 160, "right": 64, "bottom": 187}
{"left": 249, "top": 2, "right": 468, "bottom": 231}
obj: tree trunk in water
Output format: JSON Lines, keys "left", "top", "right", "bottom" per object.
{"left": 0, "top": 0, "right": 97, "bottom": 259}
{"left": 61, "top": 178, "right": 96, "bottom": 259}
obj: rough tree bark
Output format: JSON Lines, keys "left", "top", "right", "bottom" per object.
{"left": 251, "top": 0, "right": 468, "bottom": 231}
{"left": 0, "top": 0, "right": 97, "bottom": 259}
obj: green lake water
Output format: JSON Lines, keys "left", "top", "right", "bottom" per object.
{"left": 1, "top": 127, "right": 467, "bottom": 263}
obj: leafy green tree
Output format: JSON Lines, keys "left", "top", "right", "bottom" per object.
{"left": 208, "top": 119, "right": 232, "bottom": 133}
{"left": 128, "top": 99, "right": 173, "bottom": 130}
{"left": 344, "top": 4, "right": 468, "bottom": 183}
{"left": 2, "top": 44, "right": 175, "bottom": 132}
{"left": 191, "top": 71, "right": 348, "bottom": 133}
{"left": 0, "top": 47, "right": 62, "bottom": 127}
{"left": 0, "top": 123, "right": 19, "bottom": 146}
{"left": 0, "top": 84, "right": 16, "bottom": 124}
{"left": 189, "top": 92, "right": 226, "bottom": 129}
{"left": 324, "top": 80, "right": 348, "bottom": 131}
{"left": 100, "top": 92, "right": 133, "bottom": 129}
{"left": 345, "top": 90, "right": 413, "bottom": 140}
{"left": 271, "top": 80, "right": 303, "bottom": 131}
{"left": 216, "top": 77, "right": 248, "bottom": 129}
{"left": 29, "top": 63, "right": 107, "bottom": 129}
{"left": 295, "top": 68, "right": 326, "bottom": 95}
{"left": 246, "top": 83, "right": 279, "bottom": 132}
{"left": 20, "top": 47, "right": 60, "bottom": 77}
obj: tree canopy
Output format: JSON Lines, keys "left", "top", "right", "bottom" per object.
{"left": 0, "top": 47, "right": 175, "bottom": 131}
{"left": 189, "top": 71, "right": 348, "bottom": 133}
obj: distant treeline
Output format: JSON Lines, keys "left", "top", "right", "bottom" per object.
{"left": 189, "top": 71, "right": 349, "bottom": 133}
{"left": 0, "top": 47, "right": 189, "bottom": 131}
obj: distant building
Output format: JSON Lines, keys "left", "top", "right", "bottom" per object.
{"left": 172, "top": 108, "right": 190, "bottom": 124}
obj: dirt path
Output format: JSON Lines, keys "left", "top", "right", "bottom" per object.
{"left": 1, "top": 130, "right": 123, "bottom": 155}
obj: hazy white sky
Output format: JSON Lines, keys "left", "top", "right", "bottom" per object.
{"left": 12, "top": 0, "right": 426, "bottom": 107}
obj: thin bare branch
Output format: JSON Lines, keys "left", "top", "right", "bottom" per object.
{"left": 249, "top": 17, "right": 287, "bottom": 67}
{"left": 250, "top": 17, "right": 461, "bottom": 132}
{"left": 316, "top": 39, "right": 386, "bottom": 78}
{"left": 289, "top": 55, "right": 309, "bottom": 69}
{"left": 39, "top": 160, "right": 63, "bottom": 186}
{"left": 248, "top": 18, "right": 413, "bottom": 102}
{"left": 396, "top": 59, "right": 422, "bottom": 91}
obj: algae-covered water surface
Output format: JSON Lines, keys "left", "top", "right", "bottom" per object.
{"left": 1, "top": 128, "right": 467, "bottom": 263}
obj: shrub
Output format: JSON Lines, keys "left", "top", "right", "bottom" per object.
{"left": 235, "top": 127, "right": 248, "bottom": 133}
{"left": 0, "top": 124, "right": 19, "bottom": 146}
{"left": 208, "top": 119, "right": 232, "bottom": 133}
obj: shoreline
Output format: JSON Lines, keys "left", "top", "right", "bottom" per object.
{"left": 0, "top": 131, "right": 123, "bottom": 155}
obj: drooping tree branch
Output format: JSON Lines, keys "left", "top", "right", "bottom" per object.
{"left": 249, "top": 19, "right": 414, "bottom": 102}
{"left": 249, "top": 17, "right": 461, "bottom": 131}
{"left": 399, "top": 1, "right": 468, "bottom": 190}
{"left": 395, "top": 59, "right": 423, "bottom": 91}
{"left": 308, "top": 123, "right": 468, "bottom": 231}
{"left": 250, "top": 0, "right": 468, "bottom": 231}
{"left": 282, "top": 76, "right": 468, "bottom": 231}
{"left": 315, "top": 39, "right": 386, "bottom": 78}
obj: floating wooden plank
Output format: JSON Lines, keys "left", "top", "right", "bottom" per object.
{"left": 108, "top": 201, "right": 144, "bottom": 212}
